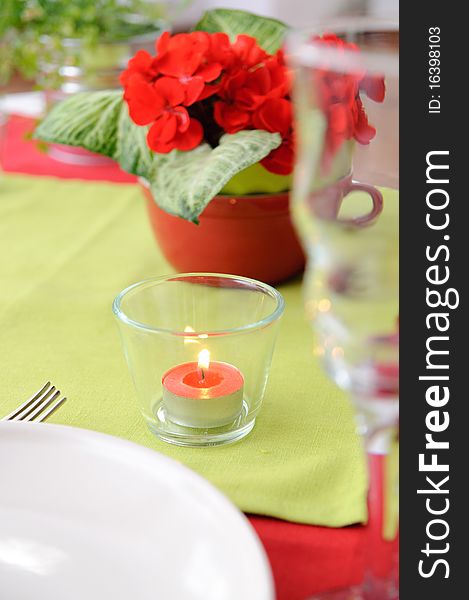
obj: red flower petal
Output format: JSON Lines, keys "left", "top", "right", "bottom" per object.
{"left": 150, "top": 113, "right": 178, "bottom": 143}
{"left": 172, "top": 118, "right": 204, "bottom": 151}
{"left": 155, "top": 32, "right": 209, "bottom": 78}
{"left": 156, "top": 47, "right": 199, "bottom": 79}
{"left": 354, "top": 99, "right": 376, "bottom": 144}
{"left": 245, "top": 66, "right": 272, "bottom": 95}
{"left": 147, "top": 116, "right": 203, "bottom": 153}
{"left": 120, "top": 50, "right": 157, "bottom": 87}
{"left": 123, "top": 78, "right": 165, "bottom": 125}
{"left": 320, "top": 33, "right": 343, "bottom": 44}
{"left": 214, "top": 101, "right": 251, "bottom": 133}
{"left": 219, "top": 68, "right": 247, "bottom": 99}
{"left": 208, "top": 32, "right": 233, "bottom": 67}
{"left": 235, "top": 88, "right": 266, "bottom": 111}
{"left": 189, "top": 31, "right": 211, "bottom": 50}
{"left": 360, "top": 74, "right": 386, "bottom": 102}
{"left": 261, "top": 139, "right": 294, "bottom": 175}
{"left": 252, "top": 98, "right": 292, "bottom": 136}
{"left": 172, "top": 106, "right": 190, "bottom": 132}
{"left": 195, "top": 62, "right": 222, "bottom": 83}
{"left": 156, "top": 31, "right": 171, "bottom": 54}
{"left": 198, "top": 82, "right": 222, "bottom": 101}
{"left": 328, "top": 103, "right": 353, "bottom": 136}
{"left": 219, "top": 53, "right": 291, "bottom": 112}
{"left": 181, "top": 77, "right": 205, "bottom": 106}
{"left": 147, "top": 121, "right": 170, "bottom": 152}
{"left": 311, "top": 32, "right": 386, "bottom": 169}
{"left": 232, "top": 34, "right": 268, "bottom": 67}
{"left": 318, "top": 33, "right": 359, "bottom": 53}
{"left": 153, "top": 77, "right": 185, "bottom": 107}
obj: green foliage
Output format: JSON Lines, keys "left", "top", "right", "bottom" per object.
{"left": 148, "top": 130, "right": 281, "bottom": 222}
{"left": 34, "top": 91, "right": 124, "bottom": 157}
{"left": 195, "top": 8, "right": 287, "bottom": 53}
{"left": 34, "top": 92, "right": 281, "bottom": 222}
{"left": 35, "top": 90, "right": 152, "bottom": 178}
{"left": 0, "top": 0, "right": 169, "bottom": 84}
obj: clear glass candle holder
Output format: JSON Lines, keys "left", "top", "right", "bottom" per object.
{"left": 113, "top": 274, "right": 285, "bottom": 447}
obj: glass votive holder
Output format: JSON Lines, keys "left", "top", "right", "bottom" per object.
{"left": 113, "top": 273, "right": 285, "bottom": 447}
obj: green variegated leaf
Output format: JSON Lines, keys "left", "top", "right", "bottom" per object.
{"left": 34, "top": 90, "right": 153, "bottom": 179}
{"left": 195, "top": 8, "right": 287, "bottom": 53}
{"left": 34, "top": 91, "right": 122, "bottom": 158}
{"left": 147, "top": 130, "right": 282, "bottom": 223}
{"left": 116, "top": 105, "right": 152, "bottom": 178}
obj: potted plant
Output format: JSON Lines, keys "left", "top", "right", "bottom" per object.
{"left": 33, "top": 9, "right": 384, "bottom": 283}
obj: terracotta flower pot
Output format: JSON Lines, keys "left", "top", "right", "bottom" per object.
{"left": 142, "top": 184, "right": 306, "bottom": 285}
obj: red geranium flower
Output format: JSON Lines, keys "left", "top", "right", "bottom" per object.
{"left": 232, "top": 54, "right": 290, "bottom": 111}
{"left": 123, "top": 75, "right": 202, "bottom": 152}
{"left": 213, "top": 40, "right": 290, "bottom": 135}
{"left": 360, "top": 73, "right": 386, "bottom": 102}
{"left": 213, "top": 97, "right": 251, "bottom": 134}
{"left": 253, "top": 98, "right": 294, "bottom": 175}
{"left": 119, "top": 49, "right": 158, "bottom": 88}
{"left": 147, "top": 112, "right": 203, "bottom": 153}
{"left": 231, "top": 34, "right": 268, "bottom": 68}
{"left": 205, "top": 32, "right": 235, "bottom": 69}
{"left": 312, "top": 33, "right": 386, "bottom": 169}
{"left": 119, "top": 29, "right": 383, "bottom": 177}
{"left": 154, "top": 31, "right": 224, "bottom": 105}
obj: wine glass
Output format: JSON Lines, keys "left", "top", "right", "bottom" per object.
{"left": 288, "top": 20, "right": 399, "bottom": 600}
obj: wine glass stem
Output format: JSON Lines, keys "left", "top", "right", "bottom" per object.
{"left": 361, "top": 425, "right": 399, "bottom": 600}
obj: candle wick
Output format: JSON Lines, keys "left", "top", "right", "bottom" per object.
{"left": 200, "top": 368, "right": 205, "bottom": 382}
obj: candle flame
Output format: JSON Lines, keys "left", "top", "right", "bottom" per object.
{"left": 198, "top": 349, "right": 211, "bottom": 371}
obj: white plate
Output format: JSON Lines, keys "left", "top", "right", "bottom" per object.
{"left": 0, "top": 422, "right": 273, "bottom": 600}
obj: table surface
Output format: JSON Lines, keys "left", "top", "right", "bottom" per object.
{"left": 0, "top": 103, "right": 391, "bottom": 600}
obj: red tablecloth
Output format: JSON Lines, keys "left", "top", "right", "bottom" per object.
{"left": 2, "top": 114, "right": 377, "bottom": 600}
{"left": 1, "top": 116, "right": 136, "bottom": 183}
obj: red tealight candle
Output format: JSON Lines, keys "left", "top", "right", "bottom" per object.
{"left": 162, "top": 349, "right": 244, "bottom": 428}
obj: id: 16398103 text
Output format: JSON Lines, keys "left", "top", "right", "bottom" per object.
{"left": 428, "top": 27, "right": 441, "bottom": 114}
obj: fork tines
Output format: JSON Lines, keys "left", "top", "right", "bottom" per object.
{"left": 2, "top": 382, "right": 67, "bottom": 422}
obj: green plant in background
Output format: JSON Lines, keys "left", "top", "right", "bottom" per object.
{"left": 0, "top": 0, "right": 173, "bottom": 85}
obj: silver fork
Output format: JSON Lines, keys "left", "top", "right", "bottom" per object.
{"left": 1, "top": 382, "right": 67, "bottom": 422}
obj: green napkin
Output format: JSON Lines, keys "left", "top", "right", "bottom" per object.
{"left": 0, "top": 173, "right": 367, "bottom": 526}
